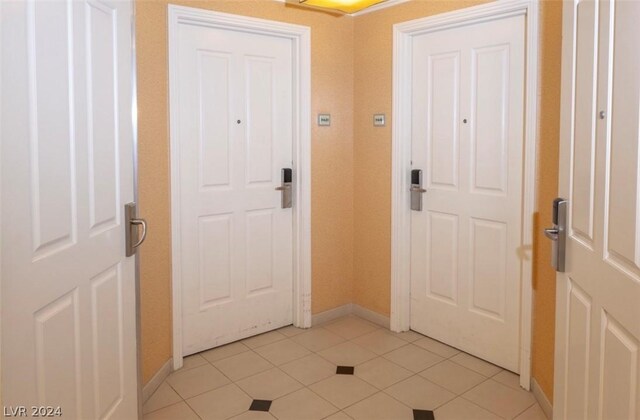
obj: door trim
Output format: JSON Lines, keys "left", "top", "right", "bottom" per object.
{"left": 168, "top": 5, "right": 312, "bottom": 370}
{"left": 390, "top": 0, "right": 539, "bottom": 389}
{"left": 131, "top": 3, "right": 143, "bottom": 416}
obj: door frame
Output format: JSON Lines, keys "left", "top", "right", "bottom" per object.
{"left": 131, "top": 2, "right": 143, "bottom": 415}
{"left": 390, "top": 0, "right": 539, "bottom": 389}
{"left": 167, "top": 5, "right": 312, "bottom": 370}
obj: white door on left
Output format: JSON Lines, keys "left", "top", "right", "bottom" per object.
{"left": 1, "top": 1, "right": 139, "bottom": 418}
{"left": 173, "top": 19, "right": 295, "bottom": 356}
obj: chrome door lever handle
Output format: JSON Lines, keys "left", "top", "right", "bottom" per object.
{"left": 544, "top": 227, "right": 559, "bottom": 241}
{"left": 544, "top": 198, "right": 567, "bottom": 272}
{"left": 276, "top": 168, "right": 293, "bottom": 208}
{"left": 131, "top": 218, "right": 148, "bottom": 249}
{"left": 125, "top": 202, "right": 147, "bottom": 257}
{"left": 410, "top": 169, "right": 426, "bottom": 211}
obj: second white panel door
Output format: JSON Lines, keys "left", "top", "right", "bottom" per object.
{"left": 176, "top": 23, "right": 294, "bottom": 356}
{"left": 410, "top": 14, "right": 525, "bottom": 372}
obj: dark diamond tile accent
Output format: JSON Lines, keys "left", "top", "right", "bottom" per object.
{"left": 413, "top": 409, "right": 435, "bottom": 420}
{"left": 336, "top": 365, "right": 355, "bottom": 375}
{"left": 249, "top": 400, "right": 272, "bottom": 412}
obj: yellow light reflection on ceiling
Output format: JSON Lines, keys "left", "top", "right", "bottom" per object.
{"left": 299, "top": 0, "right": 386, "bottom": 14}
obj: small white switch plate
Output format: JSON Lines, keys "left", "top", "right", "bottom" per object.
{"left": 373, "top": 114, "right": 386, "bottom": 127}
{"left": 318, "top": 114, "right": 331, "bottom": 126}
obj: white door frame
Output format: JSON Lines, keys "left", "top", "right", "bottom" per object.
{"left": 390, "top": 0, "right": 539, "bottom": 389}
{"left": 168, "top": 5, "right": 312, "bottom": 370}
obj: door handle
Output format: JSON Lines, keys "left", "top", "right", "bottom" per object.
{"left": 125, "top": 202, "right": 148, "bottom": 257}
{"left": 544, "top": 198, "right": 567, "bottom": 272}
{"left": 131, "top": 219, "right": 147, "bottom": 249}
{"left": 411, "top": 169, "right": 426, "bottom": 211}
{"left": 543, "top": 227, "right": 559, "bottom": 241}
{"left": 276, "top": 168, "right": 293, "bottom": 209}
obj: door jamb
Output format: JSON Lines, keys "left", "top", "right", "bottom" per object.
{"left": 167, "top": 5, "right": 312, "bottom": 370}
{"left": 390, "top": 0, "right": 539, "bottom": 389}
{"left": 130, "top": 2, "right": 143, "bottom": 415}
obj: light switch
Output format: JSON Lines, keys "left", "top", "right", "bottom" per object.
{"left": 318, "top": 114, "right": 331, "bottom": 126}
{"left": 373, "top": 114, "right": 386, "bottom": 126}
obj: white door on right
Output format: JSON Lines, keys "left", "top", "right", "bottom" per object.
{"left": 553, "top": 0, "right": 640, "bottom": 418}
{"left": 410, "top": 14, "right": 525, "bottom": 372}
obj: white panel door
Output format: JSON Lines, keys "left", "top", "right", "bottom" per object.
{"left": 554, "top": 1, "right": 640, "bottom": 418}
{"left": 1, "top": 0, "right": 138, "bottom": 418}
{"left": 175, "top": 23, "right": 294, "bottom": 355}
{"left": 410, "top": 15, "right": 525, "bottom": 372}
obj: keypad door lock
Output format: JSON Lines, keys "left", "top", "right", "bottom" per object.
{"left": 544, "top": 198, "right": 567, "bottom": 272}
{"left": 275, "top": 168, "right": 293, "bottom": 209}
{"left": 410, "top": 169, "right": 427, "bottom": 211}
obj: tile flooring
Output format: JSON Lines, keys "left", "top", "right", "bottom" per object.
{"left": 143, "top": 315, "right": 547, "bottom": 420}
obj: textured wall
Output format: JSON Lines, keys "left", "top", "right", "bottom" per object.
{"left": 531, "top": 0, "right": 562, "bottom": 402}
{"left": 136, "top": 0, "right": 355, "bottom": 384}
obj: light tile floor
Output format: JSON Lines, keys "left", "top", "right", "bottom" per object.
{"left": 143, "top": 315, "right": 547, "bottom": 420}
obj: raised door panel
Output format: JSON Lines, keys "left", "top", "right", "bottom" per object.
{"left": 34, "top": 289, "right": 81, "bottom": 416}
{"left": 563, "top": 280, "right": 591, "bottom": 420}
{"left": 90, "top": 265, "right": 124, "bottom": 419}
{"left": 470, "top": 45, "right": 509, "bottom": 195}
{"left": 28, "top": 0, "right": 77, "bottom": 258}
{"left": 245, "top": 209, "right": 275, "bottom": 295}
{"left": 199, "top": 214, "right": 233, "bottom": 309}
{"left": 245, "top": 57, "right": 275, "bottom": 186}
{"left": 571, "top": 0, "right": 599, "bottom": 245}
{"left": 605, "top": 0, "right": 640, "bottom": 281}
{"left": 469, "top": 218, "right": 507, "bottom": 320}
{"left": 426, "top": 211, "right": 458, "bottom": 304}
{"left": 86, "top": 0, "right": 119, "bottom": 235}
{"left": 427, "top": 52, "right": 460, "bottom": 190}
{"left": 199, "top": 51, "right": 232, "bottom": 189}
{"left": 598, "top": 312, "right": 639, "bottom": 420}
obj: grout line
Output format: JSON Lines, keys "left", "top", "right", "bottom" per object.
{"left": 457, "top": 394, "right": 509, "bottom": 419}
{"left": 511, "top": 400, "right": 538, "bottom": 419}
{"left": 144, "top": 400, "right": 203, "bottom": 419}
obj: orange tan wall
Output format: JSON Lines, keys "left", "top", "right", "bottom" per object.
{"left": 531, "top": 0, "right": 562, "bottom": 402}
{"left": 136, "top": 0, "right": 355, "bottom": 384}
{"left": 351, "top": 0, "right": 562, "bottom": 401}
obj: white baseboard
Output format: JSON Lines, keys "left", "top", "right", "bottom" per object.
{"left": 531, "top": 377, "right": 553, "bottom": 420}
{"left": 311, "top": 303, "right": 391, "bottom": 329}
{"left": 142, "top": 358, "right": 173, "bottom": 403}
{"left": 311, "top": 304, "right": 353, "bottom": 326}
{"left": 352, "top": 304, "right": 390, "bottom": 329}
